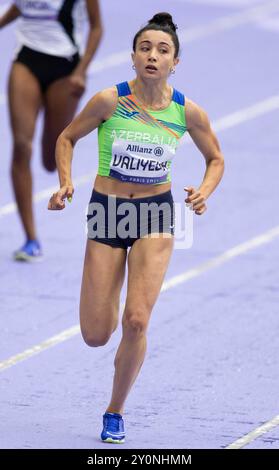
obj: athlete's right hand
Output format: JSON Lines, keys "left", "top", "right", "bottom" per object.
{"left": 48, "top": 185, "right": 74, "bottom": 210}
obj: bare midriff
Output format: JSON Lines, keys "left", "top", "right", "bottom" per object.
{"left": 93, "top": 175, "right": 171, "bottom": 198}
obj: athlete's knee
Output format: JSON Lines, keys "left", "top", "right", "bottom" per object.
{"left": 81, "top": 328, "right": 111, "bottom": 348}
{"left": 12, "top": 135, "right": 33, "bottom": 162}
{"left": 122, "top": 308, "right": 149, "bottom": 337}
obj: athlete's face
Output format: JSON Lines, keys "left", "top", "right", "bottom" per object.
{"left": 132, "top": 30, "right": 179, "bottom": 79}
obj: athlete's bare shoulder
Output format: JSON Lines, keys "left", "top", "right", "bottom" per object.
{"left": 87, "top": 86, "right": 118, "bottom": 121}
{"left": 97, "top": 86, "right": 118, "bottom": 104}
{"left": 185, "top": 98, "right": 210, "bottom": 131}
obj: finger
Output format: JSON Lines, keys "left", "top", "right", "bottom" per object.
{"left": 52, "top": 194, "right": 65, "bottom": 208}
{"left": 57, "top": 193, "right": 68, "bottom": 205}
{"left": 185, "top": 193, "right": 201, "bottom": 203}
{"left": 192, "top": 196, "right": 206, "bottom": 207}
{"left": 66, "top": 187, "right": 74, "bottom": 198}
{"left": 185, "top": 194, "right": 201, "bottom": 205}
{"left": 66, "top": 190, "right": 74, "bottom": 202}
{"left": 195, "top": 206, "right": 207, "bottom": 215}
{"left": 55, "top": 198, "right": 65, "bottom": 208}
{"left": 49, "top": 203, "right": 65, "bottom": 211}
{"left": 57, "top": 201, "right": 65, "bottom": 209}
{"left": 184, "top": 186, "right": 195, "bottom": 193}
{"left": 48, "top": 201, "right": 55, "bottom": 210}
{"left": 193, "top": 202, "right": 206, "bottom": 211}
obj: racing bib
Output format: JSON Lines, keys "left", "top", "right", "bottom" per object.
{"left": 109, "top": 140, "right": 175, "bottom": 184}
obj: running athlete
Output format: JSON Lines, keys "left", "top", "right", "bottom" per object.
{"left": 48, "top": 13, "right": 224, "bottom": 444}
{"left": 0, "top": 0, "right": 102, "bottom": 261}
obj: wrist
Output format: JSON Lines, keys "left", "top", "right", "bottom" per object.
{"left": 71, "top": 68, "right": 87, "bottom": 79}
{"left": 59, "top": 179, "right": 73, "bottom": 188}
{"left": 75, "top": 55, "right": 92, "bottom": 74}
{"left": 198, "top": 186, "right": 211, "bottom": 200}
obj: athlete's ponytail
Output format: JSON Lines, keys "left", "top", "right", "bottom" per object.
{"left": 133, "top": 12, "right": 180, "bottom": 58}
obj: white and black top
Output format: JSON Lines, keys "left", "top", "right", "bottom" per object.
{"left": 14, "top": 0, "right": 86, "bottom": 57}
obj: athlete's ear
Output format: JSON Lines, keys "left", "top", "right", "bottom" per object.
{"left": 131, "top": 52, "right": 135, "bottom": 64}
{"left": 174, "top": 57, "right": 180, "bottom": 67}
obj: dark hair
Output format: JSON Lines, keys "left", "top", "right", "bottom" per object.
{"left": 133, "top": 12, "right": 180, "bottom": 58}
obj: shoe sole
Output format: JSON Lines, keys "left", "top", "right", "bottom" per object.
{"left": 101, "top": 437, "right": 125, "bottom": 444}
{"left": 14, "top": 253, "right": 44, "bottom": 262}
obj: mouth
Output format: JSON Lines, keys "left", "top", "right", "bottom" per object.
{"left": 145, "top": 65, "right": 158, "bottom": 71}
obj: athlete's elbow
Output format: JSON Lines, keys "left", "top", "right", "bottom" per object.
{"left": 55, "top": 133, "right": 74, "bottom": 167}
{"left": 217, "top": 152, "right": 225, "bottom": 172}
{"left": 57, "top": 131, "right": 75, "bottom": 149}
{"left": 213, "top": 153, "right": 225, "bottom": 180}
{"left": 207, "top": 151, "right": 224, "bottom": 169}
{"left": 89, "top": 23, "right": 103, "bottom": 43}
{"left": 95, "top": 25, "right": 103, "bottom": 40}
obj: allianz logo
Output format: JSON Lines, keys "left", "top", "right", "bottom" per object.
{"left": 126, "top": 144, "right": 164, "bottom": 156}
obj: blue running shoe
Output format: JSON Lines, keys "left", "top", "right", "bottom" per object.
{"left": 101, "top": 412, "right": 125, "bottom": 444}
{"left": 14, "top": 239, "right": 43, "bottom": 262}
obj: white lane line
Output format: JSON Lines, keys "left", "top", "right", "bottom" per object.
{"left": 212, "top": 95, "right": 279, "bottom": 132}
{"left": 226, "top": 415, "right": 279, "bottom": 449}
{"left": 1, "top": 224, "right": 279, "bottom": 373}
{"left": 0, "top": 326, "right": 80, "bottom": 371}
{"left": 89, "top": 0, "right": 279, "bottom": 74}
{"left": 162, "top": 225, "right": 279, "bottom": 291}
{"left": 180, "top": 94, "right": 279, "bottom": 146}
{"left": 1, "top": 94, "right": 278, "bottom": 218}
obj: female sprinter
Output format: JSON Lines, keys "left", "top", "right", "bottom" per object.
{"left": 0, "top": 0, "right": 102, "bottom": 260}
{"left": 48, "top": 13, "right": 224, "bottom": 444}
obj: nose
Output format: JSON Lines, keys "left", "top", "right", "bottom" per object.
{"left": 148, "top": 48, "right": 158, "bottom": 62}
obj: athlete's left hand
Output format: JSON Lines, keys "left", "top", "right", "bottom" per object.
{"left": 68, "top": 72, "right": 86, "bottom": 97}
{"left": 184, "top": 186, "right": 207, "bottom": 215}
{"left": 48, "top": 185, "right": 74, "bottom": 211}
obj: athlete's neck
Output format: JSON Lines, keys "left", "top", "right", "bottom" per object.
{"left": 130, "top": 78, "right": 172, "bottom": 110}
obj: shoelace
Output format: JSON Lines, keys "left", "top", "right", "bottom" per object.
{"left": 105, "top": 415, "right": 122, "bottom": 433}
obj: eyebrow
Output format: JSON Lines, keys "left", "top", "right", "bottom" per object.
{"left": 139, "top": 40, "right": 171, "bottom": 47}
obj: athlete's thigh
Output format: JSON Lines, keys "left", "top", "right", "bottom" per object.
{"left": 124, "top": 236, "right": 174, "bottom": 319}
{"left": 8, "top": 62, "right": 42, "bottom": 140}
{"left": 80, "top": 240, "right": 127, "bottom": 331}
